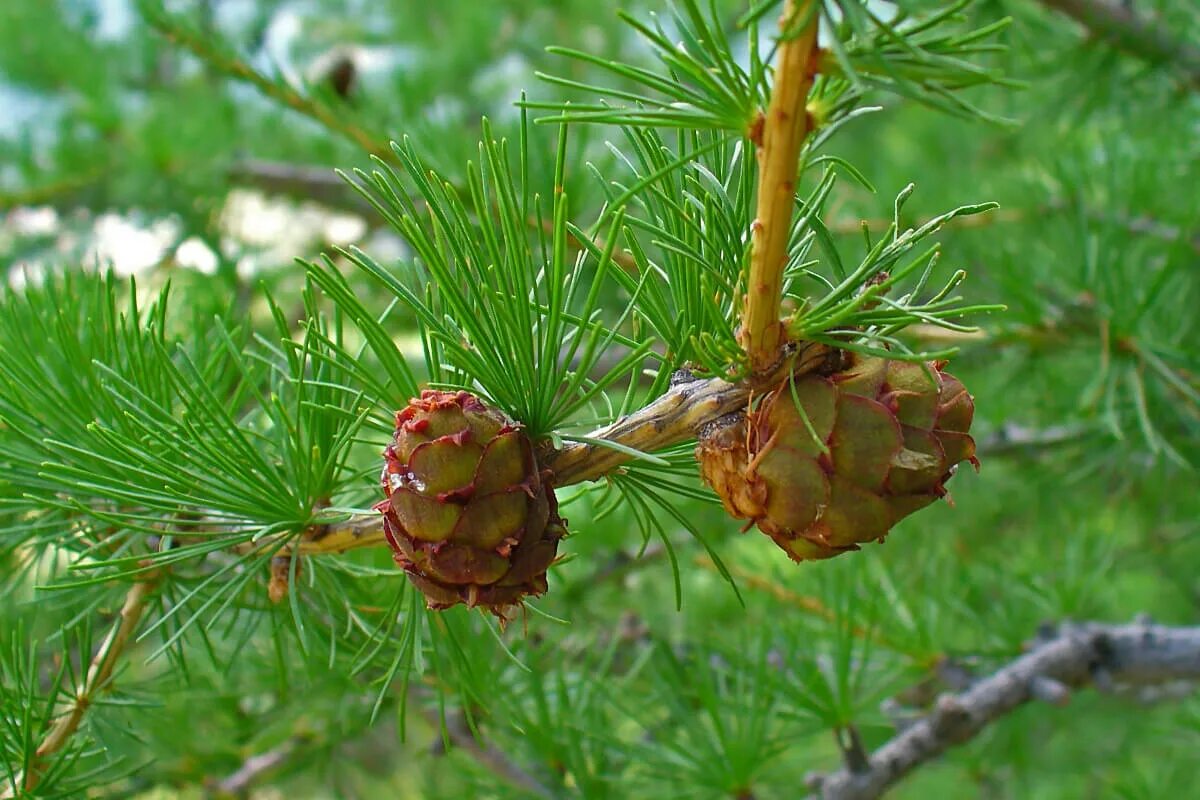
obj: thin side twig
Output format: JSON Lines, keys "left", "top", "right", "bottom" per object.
{"left": 694, "top": 555, "right": 930, "bottom": 662}
{"left": 231, "top": 159, "right": 378, "bottom": 212}
{"left": 0, "top": 167, "right": 111, "bottom": 212}
{"left": 141, "top": 6, "right": 394, "bottom": 162}
{"left": 420, "top": 707, "right": 555, "bottom": 800}
{"left": 212, "top": 737, "right": 305, "bottom": 796}
{"left": 827, "top": 202, "right": 1199, "bottom": 254}
{"left": 229, "top": 158, "right": 641, "bottom": 272}
{"left": 808, "top": 619, "right": 1200, "bottom": 800}
{"left": 4, "top": 574, "right": 161, "bottom": 797}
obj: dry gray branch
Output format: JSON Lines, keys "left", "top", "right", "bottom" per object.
{"left": 808, "top": 619, "right": 1200, "bottom": 800}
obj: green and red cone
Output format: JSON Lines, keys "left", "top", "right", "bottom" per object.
{"left": 698, "top": 354, "right": 977, "bottom": 560}
{"left": 377, "top": 390, "right": 564, "bottom": 616}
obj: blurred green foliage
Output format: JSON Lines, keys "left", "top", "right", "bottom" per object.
{"left": 1, "top": 0, "right": 1198, "bottom": 798}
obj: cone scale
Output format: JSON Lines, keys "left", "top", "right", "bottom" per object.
{"left": 698, "top": 355, "right": 978, "bottom": 561}
{"left": 377, "top": 390, "right": 564, "bottom": 616}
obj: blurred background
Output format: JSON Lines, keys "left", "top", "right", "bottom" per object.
{"left": 2, "top": 0, "right": 1198, "bottom": 798}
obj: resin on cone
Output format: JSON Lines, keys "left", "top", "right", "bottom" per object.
{"left": 697, "top": 355, "right": 977, "bottom": 561}
{"left": 377, "top": 390, "right": 564, "bottom": 615}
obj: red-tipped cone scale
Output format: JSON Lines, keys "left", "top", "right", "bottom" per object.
{"left": 377, "top": 390, "right": 565, "bottom": 616}
{"left": 697, "top": 355, "right": 978, "bottom": 561}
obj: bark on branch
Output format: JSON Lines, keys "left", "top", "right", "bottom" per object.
{"left": 808, "top": 619, "right": 1200, "bottom": 800}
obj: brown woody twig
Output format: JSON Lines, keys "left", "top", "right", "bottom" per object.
{"left": 3, "top": 574, "right": 161, "bottom": 797}
{"left": 548, "top": 339, "right": 826, "bottom": 485}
